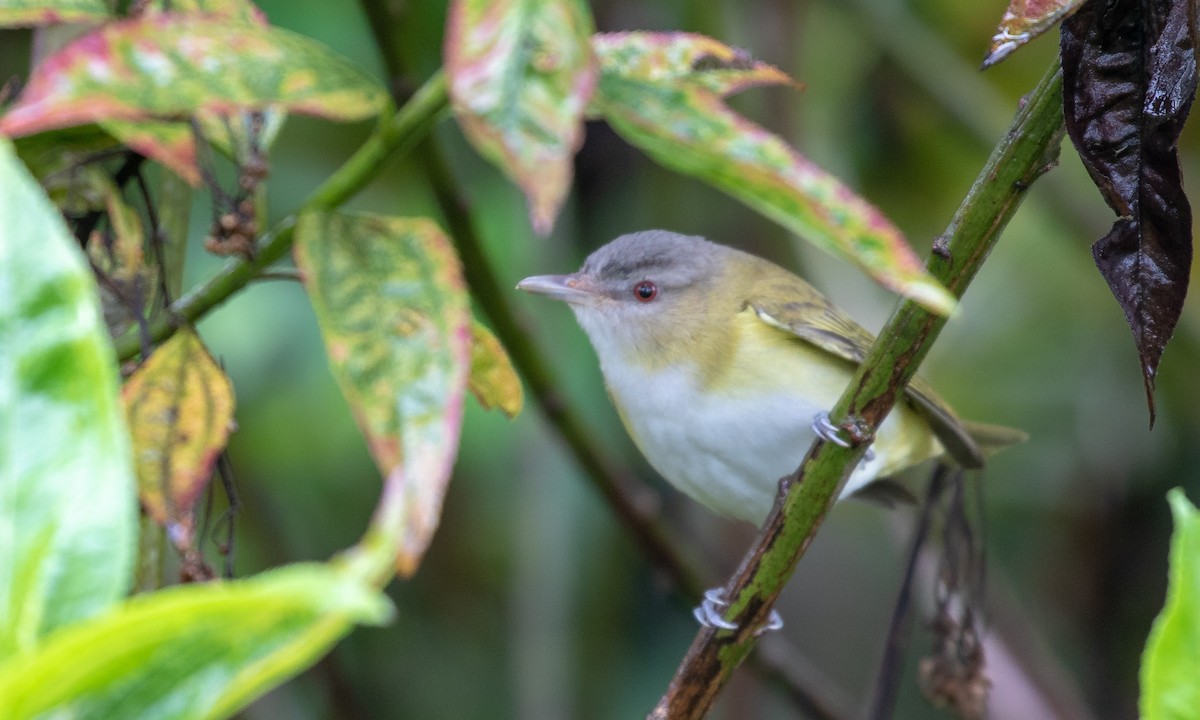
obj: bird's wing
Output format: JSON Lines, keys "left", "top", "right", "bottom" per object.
{"left": 748, "top": 296, "right": 984, "bottom": 468}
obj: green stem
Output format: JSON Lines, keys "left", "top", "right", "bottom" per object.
{"left": 113, "top": 71, "right": 450, "bottom": 362}
{"left": 651, "top": 57, "right": 1067, "bottom": 720}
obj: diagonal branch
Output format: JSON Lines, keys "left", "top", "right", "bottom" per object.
{"left": 651, "top": 57, "right": 1067, "bottom": 720}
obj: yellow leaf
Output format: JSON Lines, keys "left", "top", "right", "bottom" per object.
{"left": 468, "top": 320, "right": 523, "bottom": 418}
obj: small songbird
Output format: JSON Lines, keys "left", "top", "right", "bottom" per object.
{"left": 518, "top": 230, "right": 1023, "bottom": 526}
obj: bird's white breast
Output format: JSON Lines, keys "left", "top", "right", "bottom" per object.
{"left": 573, "top": 304, "right": 940, "bottom": 524}
{"left": 597, "top": 348, "right": 938, "bottom": 525}
{"left": 612, "top": 363, "right": 821, "bottom": 522}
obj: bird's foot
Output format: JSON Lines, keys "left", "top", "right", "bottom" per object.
{"left": 812, "top": 413, "right": 875, "bottom": 461}
{"left": 693, "top": 588, "right": 783, "bottom": 636}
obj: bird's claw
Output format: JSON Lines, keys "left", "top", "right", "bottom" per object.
{"left": 693, "top": 588, "right": 784, "bottom": 636}
{"left": 756, "top": 609, "right": 784, "bottom": 636}
{"left": 812, "top": 413, "right": 853, "bottom": 448}
{"left": 694, "top": 588, "right": 738, "bottom": 630}
{"left": 812, "top": 413, "right": 875, "bottom": 463}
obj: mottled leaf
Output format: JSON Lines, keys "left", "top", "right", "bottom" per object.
{"left": 589, "top": 33, "right": 956, "bottom": 315}
{"left": 0, "top": 563, "right": 391, "bottom": 720}
{"left": 983, "top": 0, "right": 1086, "bottom": 68}
{"left": 0, "top": 14, "right": 386, "bottom": 137}
{"left": 1062, "top": 0, "right": 1197, "bottom": 424}
{"left": 122, "top": 326, "right": 235, "bottom": 549}
{"left": 468, "top": 320, "right": 523, "bottom": 418}
{"left": 294, "top": 213, "right": 471, "bottom": 576}
{"left": 0, "top": 137, "right": 135, "bottom": 657}
{"left": 0, "top": 0, "right": 109, "bottom": 27}
{"left": 1140, "top": 489, "right": 1200, "bottom": 720}
{"left": 445, "top": 0, "right": 597, "bottom": 235}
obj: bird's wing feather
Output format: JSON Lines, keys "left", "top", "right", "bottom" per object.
{"left": 748, "top": 296, "right": 984, "bottom": 468}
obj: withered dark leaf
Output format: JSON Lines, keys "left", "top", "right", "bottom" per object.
{"left": 1061, "top": 0, "right": 1198, "bottom": 426}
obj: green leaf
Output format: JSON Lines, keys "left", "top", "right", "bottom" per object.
{"left": 468, "top": 320, "right": 523, "bottom": 418}
{"left": 123, "top": 327, "right": 236, "bottom": 548}
{"left": 1140, "top": 489, "right": 1200, "bottom": 720}
{"left": 0, "top": 563, "right": 392, "bottom": 720}
{"left": 445, "top": 0, "right": 597, "bottom": 234}
{"left": 589, "top": 32, "right": 956, "bottom": 316}
{"left": 0, "top": 0, "right": 110, "bottom": 27}
{"left": 294, "top": 213, "right": 471, "bottom": 577}
{"left": 0, "top": 14, "right": 386, "bottom": 138}
{"left": 0, "top": 137, "right": 136, "bottom": 658}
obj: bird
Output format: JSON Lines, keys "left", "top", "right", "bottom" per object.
{"left": 518, "top": 230, "right": 1023, "bottom": 527}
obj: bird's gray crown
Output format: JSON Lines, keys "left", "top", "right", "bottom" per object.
{"left": 580, "top": 230, "right": 725, "bottom": 289}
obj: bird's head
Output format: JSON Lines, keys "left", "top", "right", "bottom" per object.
{"left": 517, "top": 230, "right": 748, "bottom": 372}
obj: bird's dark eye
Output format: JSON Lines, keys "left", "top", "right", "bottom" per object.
{"left": 633, "top": 280, "right": 658, "bottom": 302}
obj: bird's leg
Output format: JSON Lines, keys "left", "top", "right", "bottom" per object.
{"left": 693, "top": 588, "right": 784, "bottom": 636}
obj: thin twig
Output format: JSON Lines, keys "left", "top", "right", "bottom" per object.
{"left": 650, "top": 57, "right": 1067, "bottom": 720}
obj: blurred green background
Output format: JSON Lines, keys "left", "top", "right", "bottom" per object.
{"left": 7, "top": 0, "right": 1200, "bottom": 718}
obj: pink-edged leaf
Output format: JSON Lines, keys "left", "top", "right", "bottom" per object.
{"left": 445, "top": 0, "right": 596, "bottom": 235}
{"left": 122, "top": 326, "right": 236, "bottom": 549}
{"left": 0, "top": 0, "right": 109, "bottom": 27}
{"left": 585, "top": 31, "right": 795, "bottom": 99}
{"left": 983, "top": 0, "right": 1087, "bottom": 68}
{"left": 0, "top": 14, "right": 385, "bottom": 138}
{"left": 590, "top": 32, "right": 955, "bottom": 315}
{"left": 294, "top": 213, "right": 471, "bottom": 577}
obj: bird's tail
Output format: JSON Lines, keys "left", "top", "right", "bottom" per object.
{"left": 962, "top": 420, "right": 1028, "bottom": 457}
